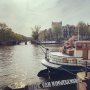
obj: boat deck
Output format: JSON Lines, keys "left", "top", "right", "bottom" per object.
{"left": 41, "top": 59, "right": 60, "bottom": 68}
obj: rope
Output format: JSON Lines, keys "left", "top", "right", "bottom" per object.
{"left": 31, "top": 39, "right": 48, "bottom": 50}
{"left": 39, "top": 46, "right": 46, "bottom": 54}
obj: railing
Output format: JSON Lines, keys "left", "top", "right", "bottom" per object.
{"left": 49, "top": 55, "right": 90, "bottom": 66}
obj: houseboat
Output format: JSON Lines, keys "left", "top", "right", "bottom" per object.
{"left": 41, "top": 37, "right": 90, "bottom": 76}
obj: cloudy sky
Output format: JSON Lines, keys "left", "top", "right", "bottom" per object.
{"left": 0, "top": 0, "right": 90, "bottom": 36}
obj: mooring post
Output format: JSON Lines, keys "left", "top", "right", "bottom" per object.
{"left": 85, "top": 61, "right": 87, "bottom": 78}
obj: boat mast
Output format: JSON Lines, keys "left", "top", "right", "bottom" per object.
{"left": 78, "top": 27, "right": 79, "bottom": 41}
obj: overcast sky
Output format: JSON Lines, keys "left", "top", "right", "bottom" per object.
{"left": 0, "top": 0, "right": 90, "bottom": 36}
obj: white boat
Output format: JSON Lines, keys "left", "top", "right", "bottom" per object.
{"left": 41, "top": 37, "right": 90, "bottom": 75}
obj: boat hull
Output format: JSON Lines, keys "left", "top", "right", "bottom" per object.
{"left": 41, "top": 59, "right": 90, "bottom": 74}
{"left": 38, "top": 68, "right": 76, "bottom": 80}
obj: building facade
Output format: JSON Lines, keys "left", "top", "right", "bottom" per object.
{"left": 52, "top": 21, "right": 62, "bottom": 30}
{"left": 62, "top": 24, "right": 76, "bottom": 39}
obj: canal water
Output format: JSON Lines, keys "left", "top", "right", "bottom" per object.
{"left": 0, "top": 42, "right": 46, "bottom": 88}
{"left": 0, "top": 42, "right": 61, "bottom": 88}
{"left": 0, "top": 43, "right": 76, "bottom": 90}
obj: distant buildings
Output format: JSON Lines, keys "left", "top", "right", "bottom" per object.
{"left": 52, "top": 21, "right": 62, "bottom": 30}
{"left": 39, "top": 21, "right": 90, "bottom": 42}
{"left": 62, "top": 24, "right": 76, "bottom": 38}
{"left": 51, "top": 21, "right": 76, "bottom": 39}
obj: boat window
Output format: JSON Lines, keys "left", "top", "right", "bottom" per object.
{"left": 63, "top": 58, "right": 68, "bottom": 63}
{"left": 72, "top": 58, "right": 77, "bottom": 64}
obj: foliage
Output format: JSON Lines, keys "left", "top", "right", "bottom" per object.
{"left": 39, "top": 25, "right": 62, "bottom": 42}
{"left": 0, "top": 23, "right": 25, "bottom": 42}
{"left": 76, "top": 21, "right": 90, "bottom": 40}
{"left": 31, "top": 25, "right": 41, "bottom": 41}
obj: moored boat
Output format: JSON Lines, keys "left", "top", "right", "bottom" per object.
{"left": 41, "top": 36, "right": 90, "bottom": 77}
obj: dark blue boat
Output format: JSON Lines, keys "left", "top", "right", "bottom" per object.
{"left": 40, "top": 41, "right": 90, "bottom": 78}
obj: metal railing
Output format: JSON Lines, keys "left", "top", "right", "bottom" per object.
{"left": 49, "top": 55, "right": 90, "bottom": 66}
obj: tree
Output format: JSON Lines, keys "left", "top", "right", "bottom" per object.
{"left": 77, "top": 21, "right": 88, "bottom": 40}
{"left": 31, "top": 25, "right": 41, "bottom": 41}
{"left": 0, "top": 22, "right": 25, "bottom": 42}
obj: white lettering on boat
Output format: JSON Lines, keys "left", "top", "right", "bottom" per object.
{"left": 28, "top": 78, "right": 80, "bottom": 90}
